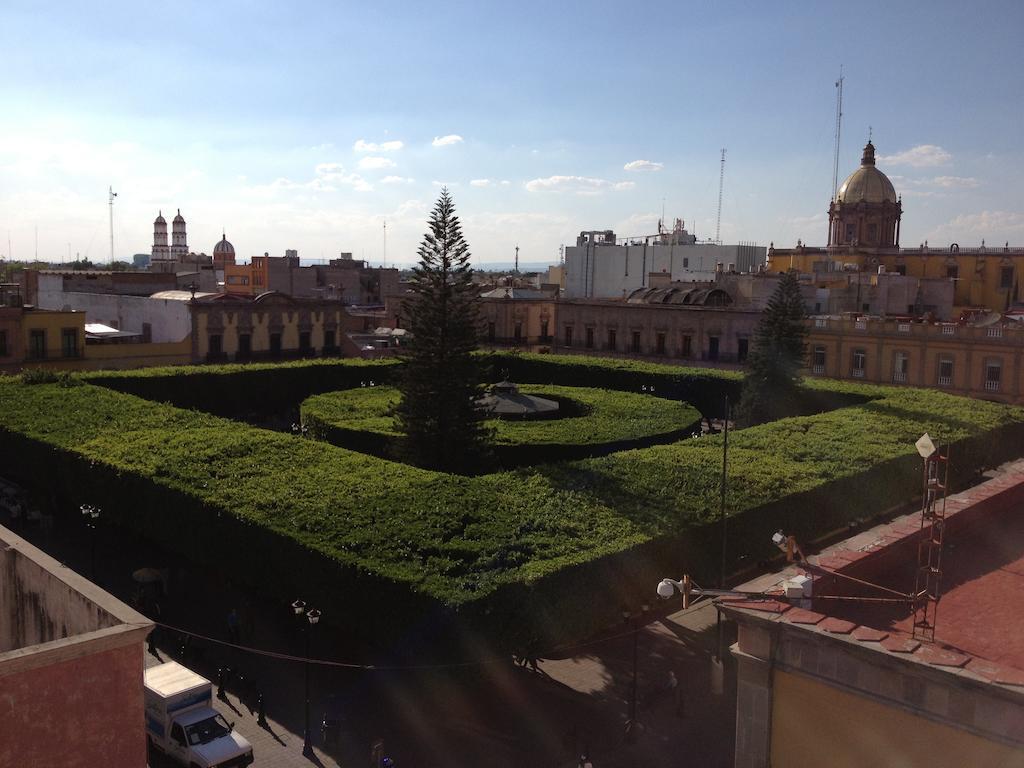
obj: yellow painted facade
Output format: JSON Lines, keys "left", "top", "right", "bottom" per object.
{"left": 806, "top": 316, "right": 1024, "bottom": 403}
{"left": 771, "top": 670, "right": 1024, "bottom": 768}
{"left": 768, "top": 246, "right": 1024, "bottom": 313}
{"left": 20, "top": 309, "right": 85, "bottom": 364}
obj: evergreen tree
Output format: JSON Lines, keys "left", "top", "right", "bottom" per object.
{"left": 394, "top": 189, "right": 490, "bottom": 471}
{"left": 737, "top": 270, "right": 808, "bottom": 425}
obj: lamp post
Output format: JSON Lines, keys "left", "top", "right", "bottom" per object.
{"left": 80, "top": 504, "right": 100, "bottom": 580}
{"left": 292, "top": 599, "right": 321, "bottom": 756}
{"left": 622, "top": 603, "right": 649, "bottom": 744}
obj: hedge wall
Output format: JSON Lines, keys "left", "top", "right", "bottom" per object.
{"left": 3, "top": 354, "right": 1022, "bottom": 650}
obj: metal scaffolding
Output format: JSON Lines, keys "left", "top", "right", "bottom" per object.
{"left": 913, "top": 447, "right": 949, "bottom": 642}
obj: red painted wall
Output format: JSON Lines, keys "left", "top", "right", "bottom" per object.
{"left": 0, "top": 643, "right": 146, "bottom": 768}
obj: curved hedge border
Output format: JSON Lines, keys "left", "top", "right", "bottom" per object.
{"left": 300, "top": 385, "right": 701, "bottom": 467}
{"left": 3, "top": 353, "right": 1022, "bottom": 649}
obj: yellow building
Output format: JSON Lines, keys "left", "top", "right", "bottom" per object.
{"left": 0, "top": 285, "right": 86, "bottom": 373}
{"left": 768, "top": 141, "right": 1024, "bottom": 314}
{"left": 806, "top": 315, "right": 1024, "bottom": 402}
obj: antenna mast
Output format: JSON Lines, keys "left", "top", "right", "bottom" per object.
{"left": 715, "top": 149, "right": 726, "bottom": 245}
{"left": 382, "top": 219, "right": 387, "bottom": 268}
{"left": 108, "top": 186, "right": 118, "bottom": 263}
{"left": 832, "top": 67, "right": 844, "bottom": 201}
{"left": 514, "top": 244, "right": 519, "bottom": 274}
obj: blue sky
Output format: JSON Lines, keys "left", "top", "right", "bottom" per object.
{"left": 1, "top": 0, "right": 1022, "bottom": 266}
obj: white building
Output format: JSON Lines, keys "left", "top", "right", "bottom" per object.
{"left": 564, "top": 221, "right": 765, "bottom": 299}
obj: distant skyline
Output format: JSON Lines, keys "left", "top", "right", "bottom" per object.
{"left": 1, "top": 0, "right": 1023, "bottom": 266}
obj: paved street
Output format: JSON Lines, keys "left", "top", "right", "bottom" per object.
{"left": 3, "top": 495, "right": 737, "bottom": 768}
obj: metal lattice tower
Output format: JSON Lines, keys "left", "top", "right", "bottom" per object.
{"left": 715, "top": 149, "right": 726, "bottom": 245}
{"left": 832, "top": 67, "right": 844, "bottom": 201}
{"left": 913, "top": 447, "right": 949, "bottom": 642}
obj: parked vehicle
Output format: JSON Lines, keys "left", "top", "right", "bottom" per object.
{"left": 144, "top": 661, "right": 254, "bottom": 768}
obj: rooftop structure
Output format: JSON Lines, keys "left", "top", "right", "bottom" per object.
{"left": 720, "top": 463, "right": 1024, "bottom": 767}
{"left": 478, "top": 380, "right": 560, "bottom": 418}
{"left": 0, "top": 523, "right": 152, "bottom": 767}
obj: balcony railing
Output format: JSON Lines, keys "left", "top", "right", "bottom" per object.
{"left": 855, "top": 320, "right": 867, "bottom": 330}
{"left": 985, "top": 379, "right": 1000, "bottom": 391}
{"left": 812, "top": 364, "right": 825, "bottom": 374}
{"left": 941, "top": 325, "right": 955, "bottom": 335}
{"left": 851, "top": 368, "right": 865, "bottom": 378}
{"left": 988, "top": 327, "right": 1003, "bottom": 338}
{"left": 815, "top": 318, "right": 827, "bottom": 328}
{"left": 893, "top": 371, "right": 908, "bottom": 383}
{"left": 938, "top": 375, "right": 952, "bottom": 386}
{"left": 897, "top": 323, "right": 911, "bottom": 333}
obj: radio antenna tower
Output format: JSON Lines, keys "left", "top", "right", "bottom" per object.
{"left": 382, "top": 219, "right": 387, "bottom": 268}
{"left": 715, "top": 149, "right": 726, "bottom": 245}
{"left": 514, "top": 244, "right": 519, "bottom": 274}
{"left": 108, "top": 186, "right": 118, "bottom": 262}
{"left": 832, "top": 66, "right": 845, "bottom": 201}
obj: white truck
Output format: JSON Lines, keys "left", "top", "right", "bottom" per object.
{"left": 144, "top": 661, "right": 254, "bottom": 768}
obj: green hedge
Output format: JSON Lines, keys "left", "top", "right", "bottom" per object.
{"left": 300, "top": 385, "right": 701, "bottom": 467}
{"left": 3, "top": 354, "right": 1022, "bottom": 648}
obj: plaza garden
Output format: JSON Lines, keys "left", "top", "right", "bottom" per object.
{"left": 2, "top": 352, "right": 1022, "bottom": 651}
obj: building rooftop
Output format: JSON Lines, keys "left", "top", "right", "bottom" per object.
{"left": 720, "top": 461, "right": 1024, "bottom": 691}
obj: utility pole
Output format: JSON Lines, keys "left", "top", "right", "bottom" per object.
{"left": 108, "top": 186, "right": 118, "bottom": 263}
{"left": 715, "top": 149, "right": 726, "bottom": 245}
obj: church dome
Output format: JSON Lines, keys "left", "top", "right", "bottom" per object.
{"left": 213, "top": 234, "right": 235, "bottom": 255}
{"left": 154, "top": 211, "right": 166, "bottom": 224}
{"left": 172, "top": 209, "right": 186, "bottom": 224}
{"left": 836, "top": 142, "right": 897, "bottom": 204}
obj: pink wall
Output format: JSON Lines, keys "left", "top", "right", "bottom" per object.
{"left": 0, "top": 643, "right": 146, "bottom": 768}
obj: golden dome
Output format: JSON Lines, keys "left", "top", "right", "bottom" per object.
{"left": 836, "top": 142, "right": 897, "bottom": 204}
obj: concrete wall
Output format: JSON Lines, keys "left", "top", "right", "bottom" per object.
{"left": 565, "top": 243, "right": 766, "bottom": 299}
{"left": 35, "top": 290, "right": 192, "bottom": 343}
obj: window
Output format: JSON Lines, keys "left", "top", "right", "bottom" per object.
{"left": 514, "top": 323, "right": 522, "bottom": 342}
{"left": 937, "top": 357, "right": 953, "bottom": 387}
{"left": 61, "top": 328, "right": 78, "bottom": 358}
{"left": 814, "top": 303, "right": 822, "bottom": 314}
{"left": 631, "top": 331, "right": 641, "bottom": 354}
{"left": 946, "top": 265, "right": 959, "bottom": 280}
{"left": 656, "top": 333, "right": 666, "bottom": 355}
{"left": 564, "top": 326, "right": 573, "bottom": 346}
{"left": 171, "top": 724, "right": 186, "bottom": 746}
{"left": 812, "top": 345, "right": 826, "bottom": 374}
{"left": 867, "top": 222, "right": 878, "bottom": 243}
{"left": 270, "top": 333, "right": 282, "bottom": 356}
{"left": 893, "top": 352, "right": 909, "bottom": 383}
{"left": 487, "top": 322, "right": 495, "bottom": 342}
{"left": 737, "top": 338, "right": 748, "bottom": 363}
{"left": 893, "top": 264, "right": 907, "bottom": 276}
{"left": 852, "top": 348, "right": 866, "bottom": 378}
{"left": 607, "top": 329, "right": 617, "bottom": 351}
{"left": 681, "top": 335, "right": 692, "bottom": 358}
{"left": 682, "top": 258, "right": 689, "bottom": 269}
{"left": 0, "top": 330, "right": 7, "bottom": 356}
{"left": 862, "top": 303, "right": 870, "bottom": 312}
{"left": 28, "top": 329, "right": 45, "bottom": 360}
{"left": 707, "top": 336, "right": 719, "bottom": 361}
{"left": 238, "top": 333, "right": 252, "bottom": 358}
{"left": 299, "top": 331, "right": 311, "bottom": 352}
{"left": 1001, "top": 266, "right": 1014, "bottom": 289}
{"left": 581, "top": 327, "right": 592, "bottom": 349}
{"left": 323, "top": 330, "right": 335, "bottom": 350}
{"left": 845, "top": 223, "right": 856, "bottom": 242}
{"left": 985, "top": 360, "right": 1002, "bottom": 392}
{"left": 540, "top": 320, "right": 549, "bottom": 340}
{"left": 208, "top": 334, "right": 222, "bottom": 356}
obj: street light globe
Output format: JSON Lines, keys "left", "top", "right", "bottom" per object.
{"left": 292, "top": 599, "right": 306, "bottom": 615}
{"left": 307, "top": 608, "right": 321, "bottom": 626}
{"left": 657, "top": 579, "right": 676, "bottom": 600}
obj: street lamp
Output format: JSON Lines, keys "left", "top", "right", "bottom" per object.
{"left": 292, "top": 599, "right": 321, "bottom": 756}
{"left": 80, "top": 504, "right": 100, "bottom": 580}
{"left": 622, "top": 603, "right": 649, "bottom": 744}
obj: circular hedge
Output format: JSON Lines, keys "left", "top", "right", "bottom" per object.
{"left": 301, "top": 384, "right": 701, "bottom": 466}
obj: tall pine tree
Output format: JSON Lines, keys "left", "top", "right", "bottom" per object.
{"left": 737, "top": 270, "right": 808, "bottom": 426}
{"left": 394, "top": 189, "right": 490, "bottom": 471}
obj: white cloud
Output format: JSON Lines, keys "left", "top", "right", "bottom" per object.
{"left": 932, "top": 175, "right": 980, "bottom": 189}
{"left": 877, "top": 144, "right": 951, "bottom": 167}
{"left": 929, "top": 210, "right": 1024, "bottom": 238}
{"left": 432, "top": 180, "right": 459, "bottom": 188}
{"left": 500, "top": 180, "right": 511, "bottom": 186}
{"left": 380, "top": 175, "right": 415, "bottom": 185}
{"left": 353, "top": 139, "right": 404, "bottom": 153}
{"left": 470, "top": 179, "right": 491, "bottom": 187}
{"left": 432, "top": 134, "right": 464, "bottom": 147}
{"left": 525, "top": 175, "right": 635, "bottom": 195}
{"left": 623, "top": 159, "right": 664, "bottom": 172}
{"left": 358, "top": 156, "right": 396, "bottom": 170}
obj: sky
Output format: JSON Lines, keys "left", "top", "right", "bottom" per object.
{"left": 1, "top": 0, "right": 1023, "bottom": 267}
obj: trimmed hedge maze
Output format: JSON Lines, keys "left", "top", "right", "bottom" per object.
{"left": 300, "top": 385, "right": 702, "bottom": 467}
{"left": 3, "top": 352, "right": 1023, "bottom": 650}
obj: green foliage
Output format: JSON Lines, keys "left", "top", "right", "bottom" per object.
{"left": 738, "top": 270, "right": 808, "bottom": 425}
{"left": 20, "top": 368, "right": 59, "bottom": 385}
{"left": 2, "top": 354, "right": 1023, "bottom": 645}
{"left": 394, "top": 189, "right": 490, "bottom": 471}
{"left": 301, "top": 385, "right": 700, "bottom": 465}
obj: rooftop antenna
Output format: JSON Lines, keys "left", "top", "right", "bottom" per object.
{"left": 514, "top": 244, "right": 519, "bottom": 274}
{"left": 34, "top": 226, "right": 38, "bottom": 261}
{"left": 832, "top": 66, "right": 844, "bottom": 200}
{"left": 382, "top": 219, "right": 387, "bottom": 268}
{"left": 715, "top": 149, "right": 726, "bottom": 245}
{"left": 108, "top": 186, "right": 118, "bottom": 262}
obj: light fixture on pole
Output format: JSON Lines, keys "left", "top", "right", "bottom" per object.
{"left": 80, "top": 504, "right": 101, "bottom": 579}
{"left": 291, "top": 599, "right": 320, "bottom": 756}
{"left": 622, "top": 603, "right": 649, "bottom": 744}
